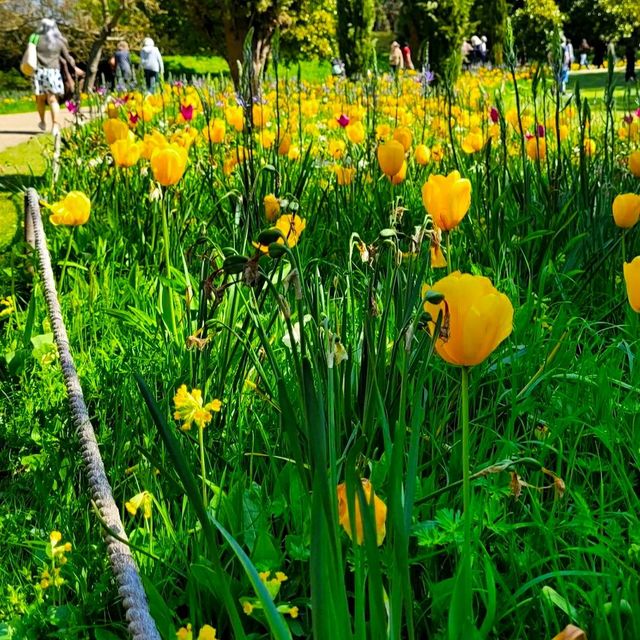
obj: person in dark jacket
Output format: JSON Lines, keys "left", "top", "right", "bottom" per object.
{"left": 115, "top": 40, "right": 133, "bottom": 88}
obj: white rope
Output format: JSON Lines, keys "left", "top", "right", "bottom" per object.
{"left": 24, "top": 188, "right": 161, "bottom": 640}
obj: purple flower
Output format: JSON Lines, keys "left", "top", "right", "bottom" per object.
{"left": 635, "top": 107, "right": 640, "bottom": 118}
{"left": 489, "top": 107, "right": 500, "bottom": 124}
{"left": 173, "top": 80, "right": 185, "bottom": 88}
{"left": 537, "top": 124, "right": 545, "bottom": 138}
{"left": 235, "top": 94, "right": 247, "bottom": 108}
{"left": 337, "top": 114, "right": 350, "bottom": 127}
{"left": 65, "top": 100, "right": 79, "bottom": 114}
{"left": 624, "top": 113, "right": 634, "bottom": 124}
{"left": 95, "top": 86, "right": 106, "bottom": 96}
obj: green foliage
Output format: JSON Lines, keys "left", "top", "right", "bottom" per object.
{"left": 337, "top": 0, "right": 375, "bottom": 76}
{"left": 512, "top": 0, "right": 565, "bottom": 61}
{"left": 398, "top": 0, "right": 474, "bottom": 79}
{"left": 470, "top": 0, "right": 509, "bottom": 65}
{"left": 280, "top": 0, "right": 338, "bottom": 60}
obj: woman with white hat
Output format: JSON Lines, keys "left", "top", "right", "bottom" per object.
{"left": 140, "top": 37, "right": 164, "bottom": 93}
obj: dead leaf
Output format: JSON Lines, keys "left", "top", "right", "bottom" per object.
{"left": 551, "top": 623, "right": 587, "bottom": 640}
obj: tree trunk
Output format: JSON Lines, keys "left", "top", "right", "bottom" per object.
{"left": 83, "top": 0, "right": 127, "bottom": 91}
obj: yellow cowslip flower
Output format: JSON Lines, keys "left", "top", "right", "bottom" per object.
{"left": 334, "top": 165, "right": 356, "bottom": 186}
{"left": 624, "top": 257, "right": 640, "bottom": 312}
{"left": 461, "top": 130, "right": 485, "bottom": 154}
{"left": 48, "top": 191, "right": 91, "bottom": 226}
{"left": 125, "top": 491, "right": 153, "bottom": 519}
{"left": 110, "top": 138, "right": 141, "bottom": 168}
{"left": 103, "top": 118, "right": 131, "bottom": 144}
{"left": 422, "top": 271, "right": 514, "bottom": 367}
{"left": 243, "top": 601, "right": 254, "bottom": 615}
{"left": 346, "top": 121, "right": 365, "bottom": 144}
{"left": 526, "top": 136, "right": 546, "bottom": 160}
{"left": 393, "top": 126, "right": 412, "bottom": 152}
{"left": 0, "top": 296, "right": 15, "bottom": 317}
{"left": 337, "top": 478, "right": 387, "bottom": 546}
{"left": 612, "top": 193, "right": 640, "bottom": 228}
{"left": 197, "top": 625, "right": 217, "bottom": 640}
{"left": 629, "top": 151, "right": 640, "bottom": 177}
{"left": 414, "top": 144, "right": 431, "bottom": 166}
{"left": 253, "top": 214, "right": 307, "bottom": 253}
{"left": 176, "top": 624, "right": 193, "bottom": 640}
{"left": 256, "top": 129, "right": 276, "bottom": 149}
{"left": 390, "top": 159, "right": 407, "bottom": 185}
{"left": 151, "top": 144, "right": 188, "bottom": 186}
{"left": 377, "top": 139, "right": 405, "bottom": 177}
{"left": 173, "top": 384, "right": 222, "bottom": 431}
{"left": 421, "top": 171, "right": 471, "bottom": 231}
{"left": 264, "top": 193, "right": 281, "bottom": 221}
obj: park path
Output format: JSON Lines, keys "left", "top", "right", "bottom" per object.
{"left": 0, "top": 108, "right": 93, "bottom": 153}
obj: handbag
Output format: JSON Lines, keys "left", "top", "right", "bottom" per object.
{"left": 20, "top": 34, "right": 39, "bottom": 76}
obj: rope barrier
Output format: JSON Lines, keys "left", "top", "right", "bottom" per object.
{"left": 24, "top": 188, "right": 161, "bottom": 640}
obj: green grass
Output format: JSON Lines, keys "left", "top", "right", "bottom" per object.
{"left": 1, "top": 67, "right": 640, "bottom": 640}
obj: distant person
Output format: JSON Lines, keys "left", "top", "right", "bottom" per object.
{"left": 470, "top": 35, "right": 481, "bottom": 65}
{"left": 331, "top": 58, "right": 345, "bottom": 77}
{"left": 402, "top": 43, "right": 415, "bottom": 70}
{"left": 479, "top": 36, "right": 488, "bottom": 65}
{"left": 461, "top": 40, "right": 473, "bottom": 68}
{"left": 115, "top": 40, "right": 132, "bottom": 88}
{"left": 625, "top": 39, "right": 637, "bottom": 81}
{"left": 140, "top": 37, "right": 164, "bottom": 92}
{"left": 566, "top": 39, "right": 575, "bottom": 66}
{"left": 559, "top": 37, "right": 571, "bottom": 94}
{"left": 389, "top": 41, "right": 404, "bottom": 75}
{"left": 31, "top": 18, "right": 83, "bottom": 135}
{"left": 578, "top": 39, "right": 591, "bottom": 68}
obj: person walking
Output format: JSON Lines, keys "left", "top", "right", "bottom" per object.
{"left": 578, "top": 39, "right": 591, "bottom": 69}
{"left": 389, "top": 41, "right": 404, "bottom": 75}
{"left": 30, "top": 18, "right": 82, "bottom": 135}
{"left": 479, "top": 36, "right": 488, "bottom": 66}
{"left": 625, "top": 38, "right": 637, "bottom": 82}
{"left": 402, "top": 43, "right": 415, "bottom": 70}
{"left": 115, "top": 40, "right": 133, "bottom": 88}
{"left": 140, "top": 37, "right": 163, "bottom": 93}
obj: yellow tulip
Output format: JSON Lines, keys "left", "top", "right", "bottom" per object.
{"left": 252, "top": 103, "right": 271, "bottom": 128}
{"left": 205, "top": 118, "right": 226, "bottom": 144}
{"left": 140, "top": 131, "right": 169, "bottom": 160}
{"left": 393, "top": 126, "right": 412, "bottom": 151}
{"left": 278, "top": 132, "right": 291, "bottom": 156}
{"left": 346, "top": 121, "right": 365, "bottom": 144}
{"left": 623, "top": 257, "right": 640, "bottom": 312}
{"left": 150, "top": 144, "right": 188, "bottom": 186}
{"left": 288, "top": 145, "right": 300, "bottom": 161}
{"left": 49, "top": 191, "right": 91, "bottom": 226}
{"left": 225, "top": 105, "right": 244, "bottom": 132}
{"left": 422, "top": 271, "right": 513, "bottom": 367}
{"left": 461, "top": 130, "right": 485, "bottom": 154}
{"left": 264, "top": 193, "right": 281, "bottom": 221}
{"left": 390, "top": 160, "right": 407, "bottom": 185}
{"left": 612, "top": 193, "right": 640, "bottom": 228}
{"left": 110, "top": 138, "right": 141, "bottom": 168}
{"left": 421, "top": 171, "right": 471, "bottom": 231}
{"left": 629, "top": 151, "right": 640, "bottom": 177}
{"left": 103, "top": 118, "right": 130, "bottom": 144}
{"left": 377, "top": 140, "right": 405, "bottom": 177}
{"left": 526, "top": 136, "right": 546, "bottom": 160}
{"left": 337, "top": 479, "right": 387, "bottom": 546}
{"left": 583, "top": 138, "right": 596, "bottom": 156}
{"left": 334, "top": 165, "right": 356, "bottom": 186}
{"left": 415, "top": 144, "right": 431, "bottom": 166}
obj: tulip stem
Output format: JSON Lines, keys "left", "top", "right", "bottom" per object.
{"left": 161, "top": 198, "right": 177, "bottom": 336}
{"left": 621, "top": 232, "right": 626, "bottom": 264}
{"left": 59, "top": 228, "right": 74, "bottom": 293}
{"left": 198, "top": 424, "right": 207, "bottom": 507}
{"left": 446, "top": 231, "right": 452, "bottom": 274}
{"left": 461, "top": 365, "right": 473, "bottom": 633}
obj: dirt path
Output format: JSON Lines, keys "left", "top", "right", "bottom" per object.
{"left": 0, "top": 108, "right": 93, "bottom": 153}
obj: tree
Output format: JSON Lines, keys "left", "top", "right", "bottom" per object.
{"left": 470, "top": 0, "right": 509, "bottom": 65}
{"left": 397, "top": 0, "right": 474, "bottom": 80}
{"left": 336, "top": 0, "right": 375, "bottom": 77}
{"left": 511, "top": 0, "right": 564, "bottom": 62}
